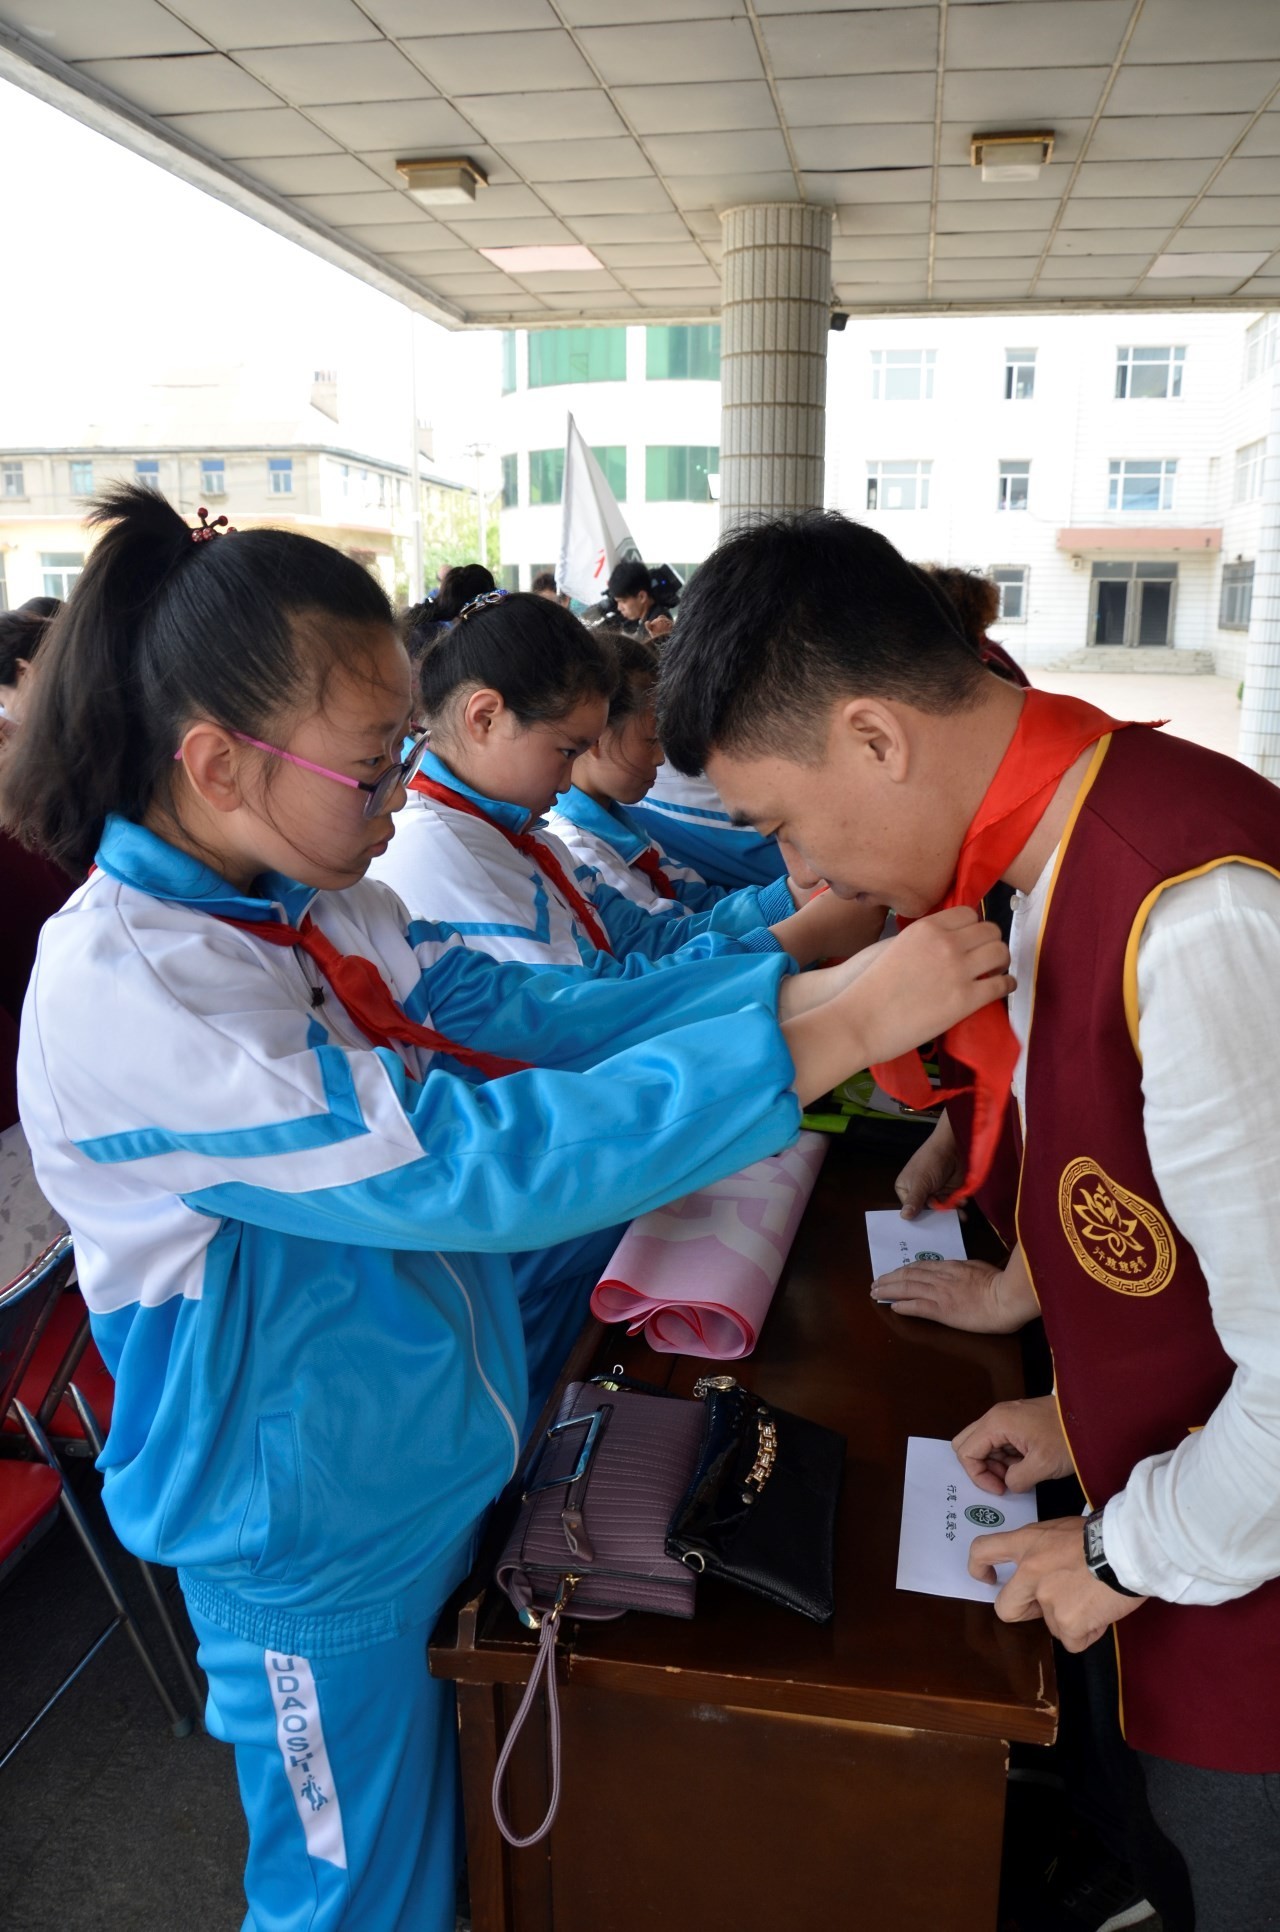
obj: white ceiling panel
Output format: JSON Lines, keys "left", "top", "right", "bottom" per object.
{"left": 0, "top": 0, "right": 204, "bottom": 58}
{"left": 361, "top": 0, "right": 561, "bottom": 28}
{"left": 161, "top": 108, "right": 342, "bottom": 157}
{"left": 1239, "top": 116, "right": 1280, "bottom": 160}
{"left": 305, "top": 99, "right": 481, "bottom": 148}
{"left": 828, "top": 169, "right": 932, "bottom": 202}
{"left": 947, "top": 0, "right": 1131, "bottom": 71}
{"left": 536, "top": 289, "right": 644, "bottom": 309}
{"left": 934, "top": 257, "right": 1041, "bottom": 281}
{"left": 446, "top": 216, "right": 573, "bottom": 244}
{"left": 1036, "top": 254, "right": 1154, "bottom": 280}
{"left": 499, "top": 137, "right": 653, "bottom": 182}
{"left": 307, "top": 207, "right": 434, "bottom": 240}
{"left": 928, "top": 279, "right": 1035, "bottom": 298}
{"left": 612, "top": 81, "right": 778, "bottom": 135}
{"left": 644, "top": 130, "right": 793, "bottom": 175}
{"left": 937, "top": 162, "right": 1068, "bottom": 201}
{"left": 834, "top": 281, "right": 930, "bottom": 303}
{"left": 837, "top": 202, "right": 932, "bottom": 235}
{"left": 1058, "top": 197, "right": 1194, "bottom": 229}
{"left": 593, "top": 241, "right": 708, "bottom": 266}
{"left": 238, "top": 41, "right": 438, "bottom": 105}
{"left": 1136, "top": 274, "right": 1252, "bottom": 297}
{"left": 776, "top": 74, "right": 937, "bottom": 126}
{"left": 1164, "top": 226, "right": 1280, "bottom": 252}
{"left": 438, "top": 186, "right": 564, "bottom": 222}
{"left": 1125, "top": 0, "right": 1280, "bottom": 67}
{"left": 244, "top": 153, "right": 388, "bottom": 195}
{"left": 576, "top": 19, "right": 764, "bottom": 84}
{"left": 173, "top": 0, "right": 376, "bottom": 49}
{"left": 1214, "top": 157, "right": 1280, "bottom": 197}
{"left": 540, "top": 178, "right": 677, "bottom": 215}
{"left": 935, "top": 200, "right": 1056, "bottom": 232}
{"left": 569, "top": 212, "right": 699, "bottom": 242}
{"left": 557, "top": 0, "right": 743, "bottom": 19}
{"left": 665, "top": 171, "right": 800, "bottom": 208}
{"left": 833, "top": 232, "right": 930, "bottom": 259}
{"left": 400, "top": 30, "right": 597, "bottom": 94}
{"left": 75, "top": 54, "right": 278, "bottom": 115}
{"left": 617, "top": 263, "right": 721, "bottom": 287}
{"left": 1035, "top": 275, "right": 1146, "bottom": 297}
{"left": 1071, "top": 159, "right": 1219, "bottom": 198}
{"left": 456, "top": 91, "right": 627, "bottom": 144}
{"left": 760, "top": 9, "right": 939, "bottom": 78}
{"left": 1106, "top": 62, "right": 1280, "bottom": 116}
{"left": 1187, "top": 195, "right": 1280, "bottom": 225}
{"left": 1087, "top": 114, "right": 1253, "bottom": 162}
{"left": 792, "top": 123, "right": 935, "bottom": 171}
{"left": 935, "top": 228, "right": 1060, "bottom": 256}
{"left": 848, "top": 260, "right": 932, "bottom": 284}
{"left": 942, "top": 66, "right": 1109, "bottom": 122}
{"left": 1050, "top": 228, "right": 1175, "bottom": 255}
{"left": 380, "top": 249, "right": 477, "bottom": 275}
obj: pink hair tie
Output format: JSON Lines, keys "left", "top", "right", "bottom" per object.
{"left": 191, "top": 506, "right": 235, "bottom": 543}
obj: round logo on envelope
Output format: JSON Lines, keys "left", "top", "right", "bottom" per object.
{"left": 1057, "top": 1156, "right": 1176, "bottom": 1297}
{"left": 964, "top": 1504, "right": 1005, "bottom": 1528}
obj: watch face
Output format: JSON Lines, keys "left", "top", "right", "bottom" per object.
{"left": 1084, "top": 1513, "right": 1106, "bottom": 1565}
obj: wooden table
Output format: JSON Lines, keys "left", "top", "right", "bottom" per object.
{"left": 430, "top": 1137, "right": 1057, "bottom": 1932}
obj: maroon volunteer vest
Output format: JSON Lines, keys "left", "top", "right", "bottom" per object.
{"left": 1018, "top": 726, "right": 1280, "bottom": 1771}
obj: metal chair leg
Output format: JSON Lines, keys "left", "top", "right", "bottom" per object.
{"left": 12, "top": 1401, "right": 193, "bottom": 1738}
{"left": 65, "top": 1384, "right": 206, "bottom": 1718}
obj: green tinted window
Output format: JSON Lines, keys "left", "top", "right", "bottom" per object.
{"left": 529, "top": 448, "right": 565, "bottom": 505}
{"left": 645, "top": 446, "right": 719, "bottom": 503}
{"left": 499, "top": 564, "right": 520, "bottom": 592}
{"left": 501, "top": 332, "right": 518, "bottom": 394}
{"left": 528, "top": 328, "right": 626, "bottom": 387}
{"left": 646, "top": 325, "right": 721, "bottom": 381}
{"left": 590, "top": 445, "right": 627, "bottom": 500}
{"left": 500, "top": 453, "right": 518, "bottom": 508}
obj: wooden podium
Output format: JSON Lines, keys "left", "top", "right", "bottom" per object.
{"left": 430, "top": 1138, "right": 1057, "bottom": 1932}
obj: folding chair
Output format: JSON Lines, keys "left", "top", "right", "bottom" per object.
{"left": 0, "top": 1235, "right": 194, "bottom": 1770}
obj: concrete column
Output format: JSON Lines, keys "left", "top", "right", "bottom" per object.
{"left": 718, "top": 202, "right": 834, "bottom": 534}
{"left": 1240, "top": 351, "right": 1280, "bottom": 780}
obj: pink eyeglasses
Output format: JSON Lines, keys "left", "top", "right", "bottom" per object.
{"left": 174, "top": 730, "right": 428, "bottom": 819}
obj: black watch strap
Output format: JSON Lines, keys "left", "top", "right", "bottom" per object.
{"left": 1083, "top": 1509, "right": 1142, "bottom": 1598}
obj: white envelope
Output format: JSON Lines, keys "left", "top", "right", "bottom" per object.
{"left": 865, "top": 1205, "right": 967, "bottom": 1282}
{"left": 896, "top": 1435, "right": 1038, "bottom": 1604}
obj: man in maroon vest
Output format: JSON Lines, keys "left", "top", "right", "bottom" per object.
{"left": 658, "top": 511, "right": 1280, "bottom": 1932}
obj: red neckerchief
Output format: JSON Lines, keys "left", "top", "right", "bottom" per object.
{"left": 215, "top": 911, "right": 529, "bottom": 1079}
{"left": 410, "top": 774, "right": 614, "bottom": 955}
{"left": 869, "top": 691, "right": 1144, "bottom": 1206}
{"left": 631, "top": 845, "right": 675, "bottom": 898}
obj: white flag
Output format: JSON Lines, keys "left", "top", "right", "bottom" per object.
{"left": 557, "top": 414, "right": 640, "bottom": 606}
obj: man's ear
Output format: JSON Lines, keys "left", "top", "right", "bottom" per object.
{"left": 837, "top": 698, "right": 911, "bottom": 781}
{"left": 460, "top": 686, "right": 506, "bottom": 743}
{"left": 174, "top": 724, "right": 249, "bottom": 816}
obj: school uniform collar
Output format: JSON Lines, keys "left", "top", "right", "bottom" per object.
{"left": 417, "top": 745, "right": 537, "bottom": 836}
{"left": 559, "top": 786, "right": 650, "bottom": 862}
{"left": 95, "top": 814, "right": 318, "bottom": 925}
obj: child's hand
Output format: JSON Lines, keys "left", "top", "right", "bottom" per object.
{"left": 843, "top": 907, "right": 1012, "bottom": 1067}
{"left": 775, "top": 887, "right": 887, "bottom": 965}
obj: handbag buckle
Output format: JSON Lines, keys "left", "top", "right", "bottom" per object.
{"left": 523, "top": 1407, "right": 608, "bottom": 1499}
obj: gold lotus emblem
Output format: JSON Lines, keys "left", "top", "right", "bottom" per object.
{"left": 1057, "top": 1157, "right": 1175, "bottom": 1296}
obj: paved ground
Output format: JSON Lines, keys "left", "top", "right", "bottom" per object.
{"left": 1034, "top": 668, "right": 1242, "bottom": 759}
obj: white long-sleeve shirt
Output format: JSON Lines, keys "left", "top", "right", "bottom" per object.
{"left": 1010, "top": 856, "right": 1280, "bottom": 1606}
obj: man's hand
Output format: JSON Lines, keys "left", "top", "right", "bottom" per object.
{"left": 644, "top": 614, "right": 674, "bottom": 639}
{"left": 952, "top": 1396, "right": 1075, "bottom": 1494}
{"left": 895, "top": 1114, "right": 964, "bottom": 1219}
{"left": 968, "top": 1516, "right": 1148, "bottom": 1654}
{"left": 872, "top": 1258, "right": 1028, "bottom": 1332}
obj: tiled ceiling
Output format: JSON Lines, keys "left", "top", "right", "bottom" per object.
{"left": 2, "top": 0, "right": 1278, "bottom": 326}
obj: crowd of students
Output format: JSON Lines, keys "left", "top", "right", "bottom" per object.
{"left": 2, "top": 489, "right": 1275, "bottom": 1932}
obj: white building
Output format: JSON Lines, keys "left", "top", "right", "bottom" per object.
{"left": 496, "top": 325, "right": 722, "bottom": 594}
{"left": 496, "top": 310, "right": 1276, "bottom": 680}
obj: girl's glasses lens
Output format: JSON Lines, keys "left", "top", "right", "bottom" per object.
{"left": 364, "top": 737, "right": 428, "bottom": 819}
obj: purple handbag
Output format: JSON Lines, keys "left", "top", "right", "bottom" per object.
{"left": 491, "top": 1376, "right": 705, "bottom": 1847}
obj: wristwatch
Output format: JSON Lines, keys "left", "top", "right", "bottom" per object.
{"left": 1083, "top": 1509, "right": 1142, "bottom": 1597}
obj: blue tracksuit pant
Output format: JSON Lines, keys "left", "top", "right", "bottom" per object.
{"left": 189, "top": 1607, "right": 458, "bottom": 1932}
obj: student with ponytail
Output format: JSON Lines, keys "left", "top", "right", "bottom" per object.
{"left": 371, "top": 590, "right": 880, "bottom": 969}
{"left": 9, "top": 487, "right": 1010, "bottom": 1932}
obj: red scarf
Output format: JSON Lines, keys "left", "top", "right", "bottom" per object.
{"left": 631, "top": 846, "right": 675, "bottom": 899}
{"left": 869, "top": 691, "right": 1141, "bottom": 1206}
{"left": 215, "top": 911, "right": 529, "bottom": 1079}
{"left": 411, "top": 774, "right": 614, "bottom": 956}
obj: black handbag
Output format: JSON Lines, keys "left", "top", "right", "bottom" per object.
{"left": 665, "top": 1376, "right": 846, "bottom": 1624}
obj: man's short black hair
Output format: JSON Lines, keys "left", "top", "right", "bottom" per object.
{"left": 608, "top": 559, "right": 652, "bottom": 600}
{"left": 656, "top": 512, "right": 988, "bottom": 773}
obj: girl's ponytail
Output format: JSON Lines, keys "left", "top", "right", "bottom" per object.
{"left": 416, "top": 591, "right": 616, "bottom": 732}
{"left": 0, "top": 484, "right": 392, "bottom": 877}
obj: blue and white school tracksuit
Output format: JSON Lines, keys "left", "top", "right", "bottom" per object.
{"left": 18, "top": 816, "right": 801, "bottom": 1932}
{"left": 368, "top": 749, "right": 789, "bottom": 971}
{"left": 546, "top": 785, "right": 792, "bottom": 925}
{"left": 629, "top": 766, "right": 788, "bottom": 894}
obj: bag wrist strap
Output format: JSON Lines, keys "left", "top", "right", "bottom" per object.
{"left": 491, "top": 1584, "right": 574, "bottom": 1848}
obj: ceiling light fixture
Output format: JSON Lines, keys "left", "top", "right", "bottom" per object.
{"left": 396, "top": 157, "right": 488, "bottom": 207}
{"left": 479, "top": 244, "right": 605, "bottom": 275}
{"left": 970, "top": 131, "right": 1055, "bottom": 182}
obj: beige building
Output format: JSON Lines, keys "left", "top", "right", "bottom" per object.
{"left": 0, "top": 365, "right": 483, "bottom": 611}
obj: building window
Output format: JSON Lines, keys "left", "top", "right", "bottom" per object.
{"left": 500, "top": 453, "right": 518, "bottom": 509}
{"left": 1219, "top": 561, "right": 1254, "bottom": 631}
{"left": 646, "top": 324, "right": 721, "bottom": 382}
{"left": 528, "top": 328, "right": 626, "bottom": 388}
{"left": 41, "top": 551, "right": 84, "bottom": 597}
{"left": 135, "top": 459, "right": 160, "bottom": 487}
{"left": 992, "top": 567, "right": 1028, "bottom": 622}
{"left": 1, "top": 461, "right": 23, "bottom": 497}
{"left": 591, "top": 445, "right": 627, "bottom": 501}
{"left": 645, "top": 445, "right": 719, "bottom": 503}
{"left": 69, "top": 460, "right": 93, "bottom": 496}
{"left": 1234, "top": 440, "right": 1265, "bottom": 505}
{"left": 1115, "top": 345, "right": 1185, "bottom": 400}
{"left": 1108, "top": 458, "right": 1177, "bottom": 512}
{"left": 997, "top": 461, "right": 1030, "bottom": 512}
{"left": 501, "top": 331, "right": 518, "bottom": 395}
{"left": 870, "top": 349, "right": 935, "bottom": 402}
{"left": 865, "top": 460, "right": 931, "bottom": 512}
{"left": 529, "top": 448, "right": 565, "bottom": 506}
{"left": 1004, "top": 349, "right": 1036, "bottom": 401}
{"left": 1245, "top": 314, "right": 1279, "bottom": 385}
{"left": 499, "top": 565, "right": 521, "bottom": 592}
{"left": 268, "top": 458, "right": 293, "bottom": 495}
{"left": 201, "top": 458, "right": 226, "bottom": 497}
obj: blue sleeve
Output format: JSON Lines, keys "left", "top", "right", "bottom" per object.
{"left": 186, "top": 1005, "right": 802, "bottom": 1254}
{"left": 588, "top": 878, "right": 782, "bottom": 961}
{"left": 627, "top": 803, "right": 788, "bottom": 893}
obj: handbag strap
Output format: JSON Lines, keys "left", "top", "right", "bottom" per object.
{"left": 491, "top": 1578, "right": 576, "bottom": 1848}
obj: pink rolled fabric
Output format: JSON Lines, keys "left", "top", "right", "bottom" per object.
{"left": 590, "top": 1133, "right": 828, "bottom": 1358}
